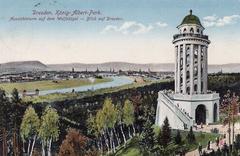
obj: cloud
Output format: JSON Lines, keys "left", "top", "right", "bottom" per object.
{"left": 155, "top": 22, "right": 168, "bottom": 27}
{"left": 101, "top": 21, "right": 167, "bottom": 35}
{"left": 203, "top": 14, "right": 240, "bottom": 27}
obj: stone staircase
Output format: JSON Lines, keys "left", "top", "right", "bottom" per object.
{"left": 159, "top": 92, "right": 193, "bottom": 129}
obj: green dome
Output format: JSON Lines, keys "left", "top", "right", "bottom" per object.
{"left": 180, "top": 10, "right": 202, "bottom": 26}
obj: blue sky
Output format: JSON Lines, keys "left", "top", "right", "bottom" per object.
{"left": 0, "top": 0, "right": 240, "bottom": 64}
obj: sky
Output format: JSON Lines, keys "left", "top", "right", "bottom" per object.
{"left": 0, "top": 0, "right": 240, "bottom": 64}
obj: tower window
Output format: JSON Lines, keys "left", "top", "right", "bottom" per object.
{"left": 194, "top": 67, "right": 198, "bottom": 76}
{"left": 186, "top": 71, "right": 190, "bottom": 79}
{"left": 190, "top": 28, "right": 194, "bottom": 34}
{"left": 183, "top": 28, "right": 187, "bottom": 33}
{"left": 186, "top": 87, "right": 190, "bottom": 95}
{"left": 201, "top": 64, "right": 204, "bottom": 75}
{"left": 186, "top": 55, "right": 190, "bottom": 65}
{"left": 194, "top": 49, "right": 198, "bottom": 58}
{"left": 194, "top": 84, "right": 197, "bottom": 92}
{"left": 197, "top": 29, "right": 200, "bottom": 33}
{"left": 186, "top": 47, "right": 190, "bottom": 55}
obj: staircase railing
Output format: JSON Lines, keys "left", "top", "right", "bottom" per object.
{"left": 159, "top": 92, "right": 193, "bottom": 128}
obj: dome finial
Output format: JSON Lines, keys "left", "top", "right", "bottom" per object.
{"left": 190, "top": 9, "right": 192, "bottom": 15}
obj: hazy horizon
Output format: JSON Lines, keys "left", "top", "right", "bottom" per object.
{"left": 1, "top": 60, "right": 240, "bottom": 65}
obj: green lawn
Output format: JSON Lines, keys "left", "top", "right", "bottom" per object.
{"left": 114, "top": 131, "right": 220, "bottom": 156}
{"left": 0, "top": 78, "right": 111, "bottom": 94}
{"left": 113, "top": 137, "right": 143, "bottom": 156}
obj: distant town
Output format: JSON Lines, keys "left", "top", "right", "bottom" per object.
{"left": 0, "top": 68, "right": 173, "bottom": 84}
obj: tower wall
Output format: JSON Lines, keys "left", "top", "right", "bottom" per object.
{"left": 173, "top": 26, "right": 210, "bottom": 95}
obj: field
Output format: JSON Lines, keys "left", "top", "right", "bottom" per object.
{"left": 0, "top": 78, "right": 112, "bottom": 93}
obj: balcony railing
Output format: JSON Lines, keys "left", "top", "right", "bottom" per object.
{"left": 173, "top": 33, "right": 209, "bottom": 40}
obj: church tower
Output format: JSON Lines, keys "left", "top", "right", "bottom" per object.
{"left": 155, "top": 10, "right": 220, "bottom": 130}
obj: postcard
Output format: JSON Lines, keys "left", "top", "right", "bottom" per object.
{"left": 0, "top": 0, "right": 239, "bottom": 156}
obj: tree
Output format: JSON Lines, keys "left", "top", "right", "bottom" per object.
{"left": 0, "top": 89, "right": 11, "bottom": 156}
{"left": 187, "top": 126, "right": 195, "bottom": 144}
{"left": 174, "top": 130, "right": 182, "bottom": 145}
{"left": 20, "top": 106, "right": 40, "bottom": 156}
{"left": 222, "top": 90, "right": 239, "bottom": 144}
{"left": 59, "top": 128, "right": 88, "bottom": 156}
{"left": 39, "top": 106, "right": 59, "bottom": 156}
{"left": 116, "top": 102, "right": 126, "bottom": 145}
{"left": 123, "top": 100, "right": 135, "bottom": 138}
{"left": 10, "top": 88, "right": 25, "bottom": 156}
{"left": 139, "top": 118, "right": 155, "bottom": 152}
{"left": 101, "top": 98, "right": 117, "bottom": 153}
{"left": 235, "top": 134, "right": 240, "bottom": 152}
{"left": 95, "top": 109, "right": 109, "bottom": 153}
{"left": 159, "top": 117, "right": 171, "bottom": 147}
{"left": 11, "top": 88, "right": 20, "bottom": 104}
{"left": 87, "top": 114, "right": 101, "bottom": 151}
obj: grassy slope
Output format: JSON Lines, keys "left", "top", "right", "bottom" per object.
{"left": 114, "top": 131, "right": 220, "bottom": 156}
{"left": 0, "top": 78, "right": 111, "bottom": 93}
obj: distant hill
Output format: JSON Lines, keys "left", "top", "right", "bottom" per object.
{"left": 0, "top": 61, "right": 240, "bottom": 74}
{"left": 48, "top": 62, "right": 240, "bottom": 73}
{"left": 0, "top": 61, "right": 48, "bottom": 74}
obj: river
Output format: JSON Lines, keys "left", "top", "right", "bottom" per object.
{"left": 29, "top": 76, "right": 134, "bottom": 96}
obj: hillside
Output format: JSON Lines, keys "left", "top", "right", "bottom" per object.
{"left": 0, "top": 61, "right": 48, "bottom": 74}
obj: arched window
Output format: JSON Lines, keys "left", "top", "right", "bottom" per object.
{"left": 190, "top": 28, "right": 194, "bottom": 33}
{"left": 186, "top": 47, "right": 190, "bottom": 55}
{"left": 194, "top": 49, "right": 198, "bottom": 58}
{"left": 194, "top": 67, "right": 198, "bottom": 76}
{"left": 186, "top": 71, "right": 190, "bottom": 79}
{"left": 183, "top": 28, "right": 187, "bottom": 33}
{"left": 197, "top": 29, "right": 200, "bottom": 33}
{"left": 194, "top": 84, "right": 197, "bottom": 92}
{"left": 186, "top": 55, "right": 190, "bottom": 65}
{"left": 186, "top": 87, "right": 190, "bottom": 95}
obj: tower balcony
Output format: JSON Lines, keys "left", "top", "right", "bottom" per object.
{"left": 173, "top": 92, "right": 220, "bottom": 101}
{"left": 173, "top": 33, "right": 209, "bottom": 42}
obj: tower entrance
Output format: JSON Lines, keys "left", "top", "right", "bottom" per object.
{"left": 195, "top": 104, "right": 206, "bottom": 125}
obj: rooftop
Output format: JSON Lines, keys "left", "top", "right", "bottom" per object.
{"left": 180, "top": 10, "right": 203, "bottom": 27}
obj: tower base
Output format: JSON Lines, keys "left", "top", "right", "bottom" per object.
{"left": 155, "top": 91, "right": 220, "bottom": 130}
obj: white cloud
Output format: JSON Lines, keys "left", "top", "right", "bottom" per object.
{"left": 101, "top": 21, "right": 167, "bottom": 35}
{"left": 203, "top": 14, "right": 240, "bottom": 27}
{"left": 155, "top": 22, "right": 168, "bottom": 27}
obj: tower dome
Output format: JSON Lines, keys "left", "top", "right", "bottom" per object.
{"left": 180, "top": 10, "right": 203, "bottom": 27}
